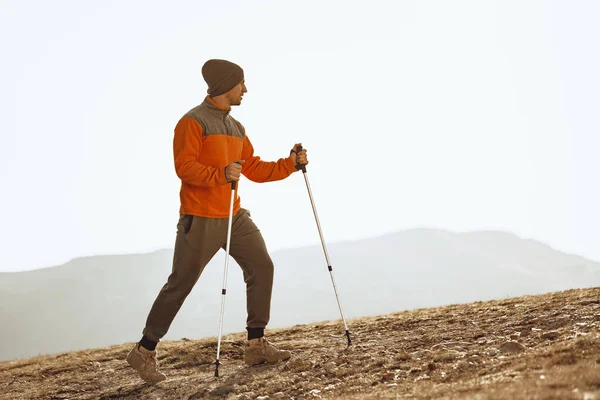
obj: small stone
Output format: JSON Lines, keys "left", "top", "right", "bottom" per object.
{"left": 411, "top": 349, "right": 432, "bottom": 358}
{"left": 395, "top": 351, "right": 412, "bottom": 361}
{"left": 381, "top": 372, "right": 395, "bottom": 382}
{"left": 542, "top": 331, "right": 560, "bottom": 340}
{"left": 272, "top": 393, "right": 285, "bottom": 399}
{"left": 257, "top": 396, "right": 270, "bottom": 400}
{"left": 456, "top": 360, "right": 470, "bottom": 370}
{"left": 487, "top": 348, "right": 499, "bottom": 356}
{"left": 499, "top": 341, "right": 526, "bottom": 354}
{"left": 324, "top": 361, "right": 337, "bottom": 373}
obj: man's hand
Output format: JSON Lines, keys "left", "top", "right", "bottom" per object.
{"left": 225, "top": 160, "right": 245, "bottom": 182}
{"left": 290, "top": 143, "right": 308, "bottom": 167}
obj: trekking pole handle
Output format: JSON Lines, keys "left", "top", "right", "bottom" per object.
{"left": 294, "top": 145, "right": 307, "bottom": 173}
{"left": 229, "top": 161, "right": 242, "bottom": 190}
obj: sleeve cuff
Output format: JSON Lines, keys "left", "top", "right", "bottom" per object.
{"left": 218, "top": 167, "right": 230, "bottom": 185}
{"left": 285, "top": 156, "right": 297, "bottom": 174}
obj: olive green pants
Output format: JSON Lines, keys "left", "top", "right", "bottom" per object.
{"left": 142, "top": 208, "right": 274, "bottom": 342}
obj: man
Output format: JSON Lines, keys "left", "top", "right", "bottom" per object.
{"left": 126, "top": 59, "right": 308, "bottom": 383}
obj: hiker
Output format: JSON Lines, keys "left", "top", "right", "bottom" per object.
{"left": 126, "top": 59, "right": 308, "bottom": 383}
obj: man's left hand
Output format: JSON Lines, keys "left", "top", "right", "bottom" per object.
{"left": 290, "top": 143, "right": 308, "bottom": 167}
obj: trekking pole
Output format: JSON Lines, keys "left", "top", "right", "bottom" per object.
{"left": 295, "top": 145, "right": 351, "bottom": 346}
{"left": 214, "top": 178, "right": 237, "bottom": 377}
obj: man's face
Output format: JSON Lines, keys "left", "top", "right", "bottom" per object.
{"left": 227, "top": 80, "right": 247, "bottom": 106}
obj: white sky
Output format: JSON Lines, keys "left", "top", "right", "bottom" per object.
{"left": 1, "top": 0, "right": 599, "bottom": 272}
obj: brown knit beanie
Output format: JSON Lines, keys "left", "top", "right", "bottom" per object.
{"left": 201, "top": 59, "right": 244, "bottom": 97}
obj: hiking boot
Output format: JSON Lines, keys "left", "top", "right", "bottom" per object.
{"left": 126, "top": 343, "right": 167, "bottom": 383}
{"left": 244, "top": 337, "right": 291, "bottom": 366}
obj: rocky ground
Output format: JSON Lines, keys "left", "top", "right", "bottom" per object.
{"left": 1, "top": 287, "right": 599, "bottom": 400}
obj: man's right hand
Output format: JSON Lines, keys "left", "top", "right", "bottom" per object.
{"left": 225, "top": 160, "right": 245, "bottom": 182}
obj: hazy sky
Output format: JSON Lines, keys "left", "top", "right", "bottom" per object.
{"left": 1, "top": 0, "right": 598, "bottom": 272}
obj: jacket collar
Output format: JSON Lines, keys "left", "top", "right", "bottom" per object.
{"left": 204, "top": 96, "right": 231, "bottom": 114}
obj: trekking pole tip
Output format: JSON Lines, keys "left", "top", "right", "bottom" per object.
{"left": 345, "top": 330, "right": 351, "bottom": 346}
{"left": 214, "top": 360, "right": 220, "bottom": 377}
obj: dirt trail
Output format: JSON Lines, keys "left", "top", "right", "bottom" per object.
{"left": 1, "top": 288, "right": 599, "bottom": 400}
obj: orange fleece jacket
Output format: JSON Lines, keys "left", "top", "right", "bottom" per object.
{"left": 173, "top": 102, "right": 297, "bottom": 218}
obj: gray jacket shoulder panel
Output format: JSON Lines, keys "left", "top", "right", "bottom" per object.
{"left": 181, "top": 103, "right": 210, "bottom": 125}
{"left": 180, "top": 102, "right": 245, "bottom": 139}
